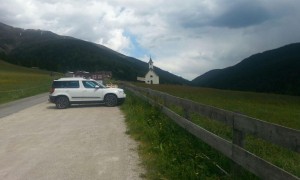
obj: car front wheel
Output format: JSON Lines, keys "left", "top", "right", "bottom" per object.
{"left": 104, "top": 94, "right": 118, "bottom": 107}
{"left": 55, "top": 96, "right": 70, "bottom": 109}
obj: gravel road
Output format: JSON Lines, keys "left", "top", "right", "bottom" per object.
{"left": 0, "top": 95, "right": 143, "bottom": 180}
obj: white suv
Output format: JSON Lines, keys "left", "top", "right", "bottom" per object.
{"left": 49, "top": 78, "right": 126, "bottom": 109}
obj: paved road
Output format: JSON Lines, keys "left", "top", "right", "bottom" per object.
{"left": 0, "top": 93, "right": 49, "bottom": 118}
{"left": 0, "top": 95, "right": 143, "bottom": 180}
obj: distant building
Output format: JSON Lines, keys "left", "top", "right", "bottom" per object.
{"left": 74, "top": 71, "right": 90, "bottom": 79}
{"left": 65, "top": 71, "right": 75, "bottom": 77}
{"left": 137, "top": 77, "right": 145, "bottom": 81}
{"left": 91, "top": 71, "right": 112, "bottom": 81}
{"left": 137, "top": 57, "right": 159, "bottom": 84}
{"left": 65, "top": 71, "right": 112, "bottom": 81}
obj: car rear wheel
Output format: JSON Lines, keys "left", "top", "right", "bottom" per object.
{"left": 104, "top": 94, "right": 118, "bottom": 107}
{"left": 55, "top": 96, "right": 70, "bottom": 109}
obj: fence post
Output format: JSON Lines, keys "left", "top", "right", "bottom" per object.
{"left": 183, "top": 108, "right": 190, "bottom": 120}
{"left": 232, "top": 118, "right": 245, "bottom": 176}
{"left": 182, "top": 101, "right": 190, "bottom": 120}
{"left": 233, "top": 129, "right": 245, "bottom": 147}
{"left": 163, "top": 95, "right": 168, "bottom": 107}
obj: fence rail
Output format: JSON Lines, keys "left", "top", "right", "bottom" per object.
{"left": 121, "top": 83, "right": 300, "bottom": 180}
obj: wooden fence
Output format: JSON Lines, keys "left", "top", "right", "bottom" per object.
{"left": 121, "top": 83, "right": 300, "bottom": 180}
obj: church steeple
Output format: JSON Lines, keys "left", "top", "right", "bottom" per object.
{"left": 148, "top": 56, "right": 154, "bottom": 70}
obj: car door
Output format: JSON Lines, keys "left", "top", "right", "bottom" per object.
{"left": 81, "top": 80, "right": 104, "bottom": 101}
{"left": 59, "top": 80, "right": 82, "bottom": 102}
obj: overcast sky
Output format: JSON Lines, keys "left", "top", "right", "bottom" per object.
{"left": 1, "top": 0, "right": 300, "bottom": 80}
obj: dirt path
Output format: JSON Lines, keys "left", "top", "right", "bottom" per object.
{"left": 0, "top": 100, "right": 143, "bottom": 180}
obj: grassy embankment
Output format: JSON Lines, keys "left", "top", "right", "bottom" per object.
{"left": 0, "top": 60, "right": 61, "bottom": 104}
{"left": 121, "top": 83, "right": 300, "bottom": 179}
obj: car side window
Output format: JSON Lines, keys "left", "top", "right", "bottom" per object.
{"left": 66, "top": 81, "right": 79, "bottom": 88}
{"left": 52, "top": 81, "right": 79, "bottom": 88}
{"left": 83, "top": 81, "right": 98, "bottom": 88}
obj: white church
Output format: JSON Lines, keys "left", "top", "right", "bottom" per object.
{"left": 137, "top": 57, "right": 160, "bottom": 84}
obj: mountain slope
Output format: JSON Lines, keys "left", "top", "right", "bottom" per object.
{"left": 192, "top": 43, "right": 300, "bottom": 95}
{"left": 0, "top": 22, "right": 189, "bottom": 85}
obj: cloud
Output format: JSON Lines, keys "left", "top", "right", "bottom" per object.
{"left": 1, "top": 0, "right": 300, "bottom": 80}
{"left": 101, "top": 29, "right": 130, "bottom": 53}
{"left": 211, "top": 1, "right": 270, "bottom": 28}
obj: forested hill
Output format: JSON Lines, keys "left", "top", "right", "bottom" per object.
{"left": 0, "top": 22, "right": 189, "bottom": 85}
{"left": 192, "top": 43, "right": 300, "bottom": 96}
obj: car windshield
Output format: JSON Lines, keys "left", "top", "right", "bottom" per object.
{"left": 82, "top": 80, "right": 105, "bottom": 88}
{"left": 93, "top": 81, "right": 106, "bottom": 88}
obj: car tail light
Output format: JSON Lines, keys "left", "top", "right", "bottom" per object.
{"left": 50, "top": 88, "right": 55, "bottom": 94}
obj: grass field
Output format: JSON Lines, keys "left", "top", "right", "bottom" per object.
{"left": 121, "top": 91, "right": 257, "bottom": 179}
{"left": 122, "top": 83, "right": 300, "bottom": 178}
{"left": 0, "top": 60, "right": 61, "bottom": 104}
{"left": 135, "top": 83, "right": 300, "bottom": 130}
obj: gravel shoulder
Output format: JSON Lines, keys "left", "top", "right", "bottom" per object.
{"left": 0, "top": 98, "right": 144, "bottom": 180}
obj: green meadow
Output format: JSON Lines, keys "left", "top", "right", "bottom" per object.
{"left": 0, "top": 60, "right": 60, "bottom": 104}
{"left": 121, "top": 83, "right": 300, "bottom": 179}
{"left": 136, "top": 83, "right": 300, "bottom": 130}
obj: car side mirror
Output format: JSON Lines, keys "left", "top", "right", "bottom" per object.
{"left": 95, "top": 85, "right": 100, "bottom": 89}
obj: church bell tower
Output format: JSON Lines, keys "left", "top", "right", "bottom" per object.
{"left": 148, "top": 56, "right": 154, "bottom": 70}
